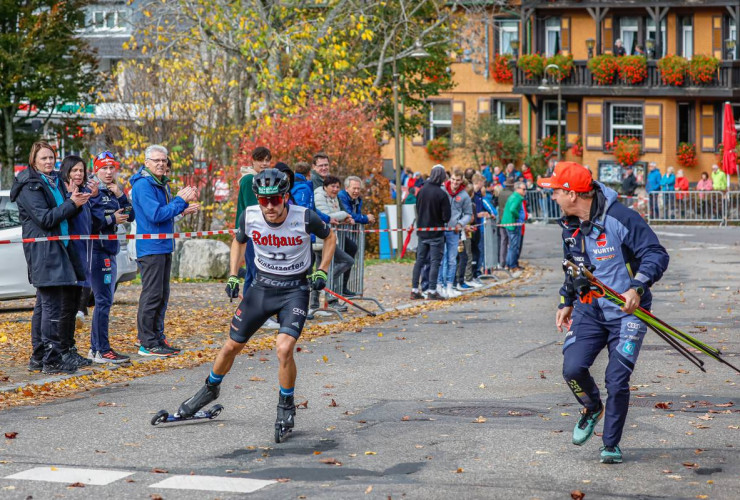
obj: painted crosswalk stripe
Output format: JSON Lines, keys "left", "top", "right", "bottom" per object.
{"left": 5, "top": 467, "right": 133, "bottom": 485}
{"left": 150, "top": 475, "right": 275, "bottom": 493}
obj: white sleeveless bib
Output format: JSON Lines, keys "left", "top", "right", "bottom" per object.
{"left": 244, "top": 205, "right": 312, "bottom": 275}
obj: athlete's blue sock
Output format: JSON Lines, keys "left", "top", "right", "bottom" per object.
{"left": 208, "top": 371, "right": 224, "bottom": 385}
{"left": 280, "top": 386, "right": 294, "bottom": 397}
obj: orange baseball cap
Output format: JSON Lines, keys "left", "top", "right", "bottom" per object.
{"left": 536, "top": 161, "right": 593, "bottom": 192}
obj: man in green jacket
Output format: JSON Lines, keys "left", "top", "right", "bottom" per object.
{"left": 710, "top": 164, "right": 728, "bottom": 219}
{"left": 502, "top": 181, "right": 526, "bottom": 271}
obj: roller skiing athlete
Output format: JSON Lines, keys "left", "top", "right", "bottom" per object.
{"left": 159, "top": 169, "right": 336, "bottom": 441}
{"left": 538, "top": 162, "right": 669, "bottom": 464}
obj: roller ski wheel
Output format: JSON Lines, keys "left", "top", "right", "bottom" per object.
{"left": 275, "top": 422, "right": 292, "bottom": 443}
{"left": 150, "top": 404, "right": 224, "bottom": 426}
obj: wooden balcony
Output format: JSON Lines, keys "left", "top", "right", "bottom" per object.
{"left": 513, "top": 60, "right": 740, "bottom": 98}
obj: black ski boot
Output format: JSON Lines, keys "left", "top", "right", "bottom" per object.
{"left": 177, "top": 378, "right": 220, "bottom": 418}
{"left": 275, "top": 393, "right": 296, "bottom": 442}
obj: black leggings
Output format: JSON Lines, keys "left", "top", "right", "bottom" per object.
{"left": 229, "top": 277, "right": 310, "bottom": 343}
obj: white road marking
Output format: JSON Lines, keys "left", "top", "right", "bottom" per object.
{"left": 654, "top": 231, "right": 695, "bottom": 237}
{"left": 5, "top": 467, "right": 133, "bottom": 485}
{"left": 150, "top": 475, "right": 275, "bottom": 493}
{"left": 666, "top": 245, "right": 730, "bottom": 251}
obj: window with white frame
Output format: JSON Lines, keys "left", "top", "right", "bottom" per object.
{"left": 428, "top": 101, "right": 452, "bottom": 141}
{"left": 545, "top": 18, "right": 561, "bottom": 57}
{"left": 91, "top": 10, "right": 127, "bottom": 31}
{"left": 609, "top": 104, "right": 643, "bottom": 142}
{"left": 681, "top": 17, "right": 693, "bottom": 59}
{"left": 496, "top": 100, "right": 520, "bottom": 135}
{"left": 496, "top": 20, "right": 519, "bottom": 55}
{"left": 619, "top": 17, "right": 639, "bottom": 55}
{"left": 542, "top": 101, "right": 566, "bottom": 138}
{"left": 646, "top": 18, "right": 666, "bottom": 58}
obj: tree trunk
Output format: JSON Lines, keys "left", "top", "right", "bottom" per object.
{"left": 1, "top": 108, "right": 16, "bottom": 190}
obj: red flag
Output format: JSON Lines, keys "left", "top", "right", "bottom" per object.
{"left": 722, "top": 102, "right": 737, "bottom": 176}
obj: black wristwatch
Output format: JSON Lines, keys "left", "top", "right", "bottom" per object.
{"left": 631, "top": 284, "right": 645, "bottom": 297}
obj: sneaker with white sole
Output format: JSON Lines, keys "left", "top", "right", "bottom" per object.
{"left": 456, "top": 283, "right": 473, "bottom": 291}
{"left": 90, "top": 349, "right": 130, "bottom": 364}
{"left": 446, "top": 285, "right": 461, "bottom": 298}
{"left": 465, "top": 280, "right": 483, "bottom": 288}
{"left": 138, "top": 345, "right": 177, "bottom": 357}
{"left": 436, "top": 285, "right": 447, "bottom": 299}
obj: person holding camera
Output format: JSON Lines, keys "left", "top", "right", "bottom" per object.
{"left": 88, "top": 151, "right": 135, "bottom": 363}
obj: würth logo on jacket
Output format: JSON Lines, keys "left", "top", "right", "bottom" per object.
{"left": 596, "top": 233, "right": 607, "bottom": 248}
{"left": 251, "top": 231, "right": 303, "bottom": 248}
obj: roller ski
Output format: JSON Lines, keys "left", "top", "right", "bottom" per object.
{"left": 151, "top": 377, "right": 222, "bottom": 426}
{"left": 274, "top": 393, "right": 296, "bottom": 443}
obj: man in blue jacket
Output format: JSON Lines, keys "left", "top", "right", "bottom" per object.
{"left": 89, "top": 152, "right": 134, "bottom": 363}
{"left": 539, "top": 161, "right": 669, "bottom": 465}
{"left": 338, "top": 176, "right": 375, "bottom": 296}
{"left": 646, "top": 162, "right": 662, "bottom": 220}
{"left": 130, "top": 145, "right": 199, "bottom": 357}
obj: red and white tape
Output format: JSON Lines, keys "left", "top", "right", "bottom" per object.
{"left": 0, "top": 222, "right": 523, "bottom": 245}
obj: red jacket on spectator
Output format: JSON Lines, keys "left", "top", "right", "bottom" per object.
{"left": 675, "top": 176, "right": 689, "bottom": 200}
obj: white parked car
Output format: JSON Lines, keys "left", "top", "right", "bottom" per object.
{"left": 0, "top": 190, "right": 138, "bottom": 300}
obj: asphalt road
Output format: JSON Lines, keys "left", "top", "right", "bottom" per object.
{"left": 0, "top": 225, "right": 738, "bottom": 500}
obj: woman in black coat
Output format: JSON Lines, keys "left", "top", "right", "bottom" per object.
{"left": 9, "top": 142, "right": 90, "bottom": 374}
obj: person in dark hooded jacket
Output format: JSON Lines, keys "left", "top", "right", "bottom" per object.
{"left": 410, "top": 164, "right": 450, "bottom": 300}
{"left": 10, "top": 142, "right": 90, "bottom": 374}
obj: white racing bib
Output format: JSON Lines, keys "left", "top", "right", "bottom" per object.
{"left": 244, "top": 205, "right": 313, "bottom": 276}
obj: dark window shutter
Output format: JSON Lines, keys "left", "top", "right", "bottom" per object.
{"left": 603, "top": 17, "right": 614, "bottom": 54}
{"left": 561, "top": 17, "right": 571, "bottom": 54}
{"left": 452, "top": 101, "right": 466, "bottom": 147}
{"left": 584, "top": 101, "right": 603, "bottom": 151}
{"left": 565, "top": 101, "right": 580, "bottom": 147}
{"left": 712, "top": 16, "right": 723, "bottom": 59}
{"left": 643, "top": 103, "right": 662, "bottom": 153}
{"left": 412, "top": 109, "right": 426, "bottom": 146}
{"left": 700, "top": 103, "right": 716, "bottom": 152}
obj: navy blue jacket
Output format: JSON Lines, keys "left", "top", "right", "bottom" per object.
{"left": 66, "top": 189, "right": 93, "bottom": 287}
{"left": 559, "top": 183, "right": 669, "bottom": 320}
{"left": 9, "top": 168, "right": 86, "bottom": 287}
{"left": 292, "top": 173, "right": 330, "bottom": 224}
{"left": 338, "top": 190, "right": 369, "bottom": 224}
{"left": 130, "top": 167, "right": 187, "bottom": 257}
{"left": 90, "top": 185, "right": 134, "bottom": 255}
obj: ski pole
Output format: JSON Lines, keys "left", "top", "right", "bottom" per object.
{"left": 324, "top": 288, "right": 377, "bottom": 317}
{"left": 564, "top": 261, "right": 740, "bottom": 374}
{"left": 567, "top": 261, "right": 721, "bottom": 356}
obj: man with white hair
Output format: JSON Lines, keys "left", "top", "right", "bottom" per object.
{"left": 130, "top": 145, "right": 199, "bottom": 357}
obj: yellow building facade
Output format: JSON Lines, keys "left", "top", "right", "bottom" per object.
{"left": 381, "top": 0, "right": 740, "bottom": 184}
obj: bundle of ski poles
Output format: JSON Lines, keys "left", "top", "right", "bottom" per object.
{"left": 563, "top": 260, "right": 740, "bottom": 374}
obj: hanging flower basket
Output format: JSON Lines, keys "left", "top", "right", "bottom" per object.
{"left": 677, "top": 142, "right": 698, "bottom": 168}
{"left": 426, "top": 137, "right": 450, "bottom": 162}
{"left": 545, "top": 53, "right": 574, "bottom": 81}
{"left": 606, "top": 136, "right": 642, "bottom": 166}
{"left": 587, "top": 54, "right": 618, "bottom": 85}
{"left": 617, "top": 55, "right": 647, "bottom": 85}
{"left": 657, "top": 55, "right": 688, "bottom": 86}
{"left": 492, "top": 53, "right": 513, "bottom": 84}
{"left": 688, "top": 54, "right": 720, "bottom": 84}
{"left": 571, "top": 136, "right": 583, "bottom": 157}
{"left": 517, "top": 53, "right": 546, "bottom": 80}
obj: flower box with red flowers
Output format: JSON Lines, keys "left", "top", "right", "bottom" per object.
{"left": 517, "top": 53, "right": 546, "bottom": 81}
{"left": 657, "top": 55, "right": 688, "bottom": 86}
{"left": 571, "top": 136, "right": 583, "bottom": 157}
{"left": 587, "top": 54, "right": 618, "bottom": 85}
{"left": 617, "top": 55, "right": 647, "bottom": 85}
{"left": 545, "top": 53, "right": 574, "bottom": 81}
{"left": 426, "top": 137, "right": 450, "bottom": 162}
{"left": 688, "top": 54, "right": 720, "bottom": 84}
{"left": 677, "top": 142, "right": 698, "bottom": 168}
{"left": 607, "top": 136, "right": 642, "bottom": 166}
{"left": 492, "top": 53, "right": 513, "bottom": 84}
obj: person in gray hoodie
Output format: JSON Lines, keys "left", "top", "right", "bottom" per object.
{"left": 436, "top": 168, "right": 473, "bottom": 298}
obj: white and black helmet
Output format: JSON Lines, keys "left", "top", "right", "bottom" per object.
{"left": 252, "top": 168, "right": 290, "bottom": 196}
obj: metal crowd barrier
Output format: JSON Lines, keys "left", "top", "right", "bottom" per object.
{"left": 309, "top": 223, "right": 385, "bottom": 320}
{"left": 525, "top": 189, "right": 561, "bottom": 223}
{"left": 480, "top": 217, "right": 498, "bottom": 274}
{"left": 647, "top": 191, "right": 727, "bottom": 224}
{"left": 726, "top": 191, "right": 740, "bottom": 223}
